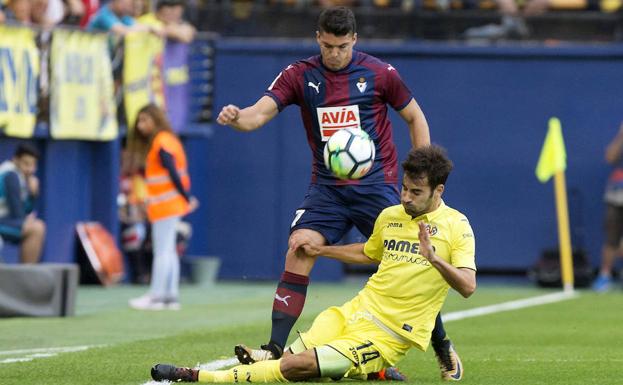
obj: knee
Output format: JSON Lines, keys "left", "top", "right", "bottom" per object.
{"left": 279, "top": 353, "right": 318, "bottom": 381}
{"left": 287, "top": 231, "right": 324, "bottom": 259}
{"left": 23, "top": 219, "right": 46, "bottom": 237}
{"left": 32, "top": 219, "right": 46, "bottom": 237}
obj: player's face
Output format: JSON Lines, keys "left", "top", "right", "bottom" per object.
{"left": 400, "top": 174, "right": 443, "bottom": 218}
{"left": 136, "top": 112, "right": 156, "bottom": 136}
{"left": 14, "top": 154, "right": 37, "bottom": 177}
{"left": 316, "top": 31, "right": 357, "bottom": 71}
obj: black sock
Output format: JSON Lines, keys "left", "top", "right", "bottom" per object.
{"left": 431, "top": 312, "right": 447, "bottom": 346}
{"left": 268, "top": 271, "right": 309, "bottom": 355}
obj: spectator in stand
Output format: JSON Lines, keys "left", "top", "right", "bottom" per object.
{"left": 31, "top": 0, "right": 54, "bottom": 27}
{"left": 462, "top": 0, "right": 550, "bottom": 40}
{"left": 593, "top": 121, "right": 623, "bottom": 292}
{"left": 0, "top": 2, "right": 6, "bottom": 24}
{"left": 131, "top": 0, "right": 147, "bottom": 18}
{"left": 0, "top": 143, "right": 46, "bottom": 264}
{"left": 138, "top": 0, "right": 195, "bottom": 43}
{"left": 79, "top": 0, "right": 99, "bottom": 28}
{"left": 5, "top": 0, "right": 32, "bottom": 25}
{"left": 319, "top": 0, "right": 357, "bottom": 6}
{"left": 60, "top": 0, "right": 86, "bottom": 24}
{"left": 87, "top": 0, "right": 158, "bottom": 35}
{"left": 39, "top": 0, "right": 83, "bottom": 26}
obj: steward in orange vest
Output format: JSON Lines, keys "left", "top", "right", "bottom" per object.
{"left": 145, "top": 130, "right": 191, "bottom": 222}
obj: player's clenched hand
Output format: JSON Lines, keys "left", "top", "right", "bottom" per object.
{"left": 300, "top": 244, "right": 322, "bottom": 258}
{"left": 217, "top": 104, "right": 240, "bottom": 125}
{"left": 417, "top": 221, "right": 436, "bottom": 262}
{"left": 288, "top": 232, "right": 320, "bottom": 257}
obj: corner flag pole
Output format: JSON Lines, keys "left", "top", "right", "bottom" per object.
{"left": 535, "top": 117, "right": 574, "bottom": 292}
{"left": 553, "top": 170, "right": 574, "bottom": 292}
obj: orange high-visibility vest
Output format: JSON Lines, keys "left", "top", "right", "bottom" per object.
{"left": 145, "top": 131, "right": 190, "bottom": 222}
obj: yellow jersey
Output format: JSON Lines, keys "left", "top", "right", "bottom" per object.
{"left": 361, "top": 201, "right": 476, "bottom": 351}
{"left": 137, "top": 13, "right": 163, "bottom": 28}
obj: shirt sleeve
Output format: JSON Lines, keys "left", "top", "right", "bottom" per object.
{"left": 450, "top": 216, "right": 476, "bottom": 270}
{"left": 383, "top": 64, "right": 414, "bottom": 111}
{"left": 121, "top": 15, "right": 136, "bottom": 26}
{"left": 98, "top": 9, "right": 119, "bottom": 31}
{"left": 363, "top": 210, "right": 387, "bottom": 262}
{"left": 158, "top": 148, "right": 190, "bottom": 202}
{"left": 265, "top": 63, "right": 300, "bottom": 111}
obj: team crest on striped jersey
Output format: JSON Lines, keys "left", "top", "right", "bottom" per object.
{"left": 356, "top": 77, "right": 367, "bottom": 93}
{"left": 316, "top": 105, "right": 361, "bottom": 141}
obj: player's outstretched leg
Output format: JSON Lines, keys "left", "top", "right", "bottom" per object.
{"left": 151, "top": 364, "right": 198, "bottom": 382}
{"left": 234, "top": 270, "right": 308, "bottom": 364}
{"left": 430, "top": 313, "right": 463, "bottom": 381}
{"left": 432, "top": 338, "right": 463, "bottom": 381}
{"left": 152, "top": 360, "right": 289, "bottom": 383}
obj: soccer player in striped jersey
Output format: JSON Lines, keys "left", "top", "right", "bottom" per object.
{"left": 216, "top": 6, "right": 462, "bottom": 381}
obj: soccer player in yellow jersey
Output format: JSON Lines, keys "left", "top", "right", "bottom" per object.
{"left": 150, "top": 145, "right": 476, "bottom": 383}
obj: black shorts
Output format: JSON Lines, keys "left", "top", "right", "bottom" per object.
{"left": 290, "top": 183, "right": 399, "bottom": 245}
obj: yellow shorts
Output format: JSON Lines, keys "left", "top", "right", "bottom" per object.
{"left": 293, "top": 296, "right": 410, "bottom": 379}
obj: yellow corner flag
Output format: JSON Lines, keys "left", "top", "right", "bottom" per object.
{"left": 535, "top": 117, "right": 574, "bottom": 291}
{"left": 535, "top": 117, "right": 567, "bottom": 183}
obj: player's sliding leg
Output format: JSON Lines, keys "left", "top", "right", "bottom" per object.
{"left": 151, "top": 348, "right": 347, "bottom": 383}
{"left": 431, "top": 313, "right": 463, "bottom": 381}
{"left": 236, "top": 229, "right": 324, "bottom": 363}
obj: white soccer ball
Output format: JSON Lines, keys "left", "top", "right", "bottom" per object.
{"left": 323, "top": 128, "right": 375, "bottom": 180}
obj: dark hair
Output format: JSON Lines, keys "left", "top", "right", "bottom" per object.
{"left": 128, "top": 104, "right": 174, "bottom": 165}
{"left": 134, "top": 103, "right": 173, "bottom": 138}
{"left": 156, "top": 0, "right": 184, "bottom": 10}
{"left": 402, "top": 145, "right": 453, "bottom": 190}
{"left": 14, "top": 143, "right": 40, "bottom": 160}
{"left": 318, "top": 6, "right": 356, "bottom": 36}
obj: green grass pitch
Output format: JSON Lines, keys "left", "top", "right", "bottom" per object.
{"left": 0, "top": 281, "right": 621, "bottom": 384}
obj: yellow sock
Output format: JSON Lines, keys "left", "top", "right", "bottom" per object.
{"left": 198, "top": 360, "right": 288, "bottom": 383}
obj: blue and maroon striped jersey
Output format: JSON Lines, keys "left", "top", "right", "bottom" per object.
{"left": 265, "top": 50, "right": 414, "bottom": 185}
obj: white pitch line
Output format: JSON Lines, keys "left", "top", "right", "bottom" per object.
{"left": 140, "top": 289, "right": 580, "bottom": 384}
{"left": 197, "top": 357, "right": 240, "bottom": 371}
{"left": 441, "top": 290, "right": 578, "bottom": 322}
{"left": 0, "top": 345, "right": 104, "bottom": 364}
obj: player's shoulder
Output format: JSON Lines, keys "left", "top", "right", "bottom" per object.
{"left": 440, "top": 203, "right": 469, "bottom": 221}
{"left": 438, "top": 204, "right": 472, "bottom": 233}
{"left": 283, "top": 55, "right": 321, "bottom": 73}
{"left": 378, "top": 204, "right": 408, "bottom": 221}
{"left": 356, "top": 51, "right": 396, "bottom": 73}
{"left": 153, "top": 130, "right": 179, "bottom": 146}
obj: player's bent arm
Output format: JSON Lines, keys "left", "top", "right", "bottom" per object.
{"left": 302, "top": 243, "right": 377, "bottom": 265}
{"left": 417, "top": 221, "right": 475, "bottom": 297}
{"left": 219, "top": 96, "right": 279, "bottom": 132}
{"left": 429, "top": 262, "right": 476, "bottom": 298}
{"left": 398, "top": 98, "right": 430, "bottom": 149}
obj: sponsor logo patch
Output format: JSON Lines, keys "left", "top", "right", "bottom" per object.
{"left": 316, "top": 105, "right": 361, "bottom": 141}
